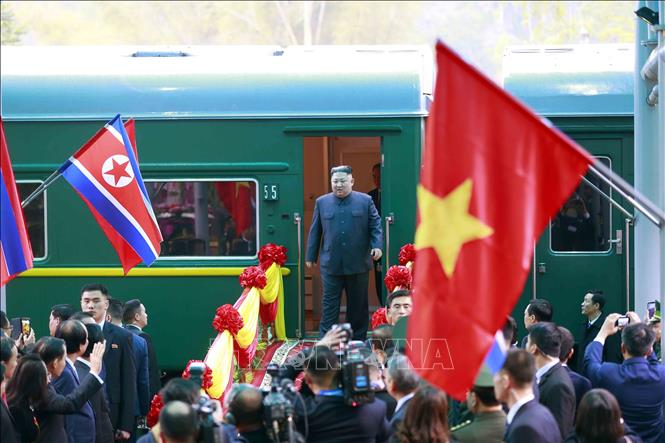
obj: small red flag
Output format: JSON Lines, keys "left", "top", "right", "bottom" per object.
{"left": 408, "top": 42, "right": 593, "bottom": 399}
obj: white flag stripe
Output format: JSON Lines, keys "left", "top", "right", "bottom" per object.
{"left": 105, "top": 124, "right": 124, "bottom": 145}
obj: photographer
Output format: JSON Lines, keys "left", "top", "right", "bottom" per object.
{"left": 159, "top": 401, "right": 199, "bottom": 443}
{"left": 224, "top": 384, "right": 271, "bottom": 443}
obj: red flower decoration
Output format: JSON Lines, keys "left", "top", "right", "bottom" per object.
{"left": 259, "top": 243, "right": 288, "bottom": 270}
{"left": 182, "top": 360, "right": 213, "bottom": 390}
{"left": 384, "top": 265, "right": 412, "bottom": 292}
{"left": 146, "top": 393, "right": 163, "bottom": 428}
{"left": 371, "top": 308, "right": 389, "bottom": 329}
{"left": 212, "top": 304, "right": 244, "bottom": 334}
{"left": 398, "top": 243, "right": 416, "bottom": 266}
{"left": 239, "top": 266, "right": 267, "bottom": 289}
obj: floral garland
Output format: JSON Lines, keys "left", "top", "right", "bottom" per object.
{"left": 384, "top": 265, "right": 412, "bottom": 292}
{"left": 398, "top": 243, "right": 415, "bottom": 266}
{"left": 182, "top": 360, "right": 213, "bottom": 390}
{"left": 212, "top": 304, "right": 244, "bottom": 335}
{"left": 258, "top": 243, "right": 288, "bottom": 270}
{"left": 371, "top": 307, "right": 389, "bottom": 329}
{"left": 239, "top": 266, "right": 267, "bottom": 289}
{"left": 146, "top": 393, "right": 163, "bottom": 428}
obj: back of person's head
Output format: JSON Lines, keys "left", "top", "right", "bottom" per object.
{"left": 0, "top": 310, "right": 9, "bottom": 331}
{"left": 501, "top": 349, "right": 535, "bottom": 388}
{"left": 558, "top": 326, "right": 575, "bottom": 363}
{"left": 55, "top": 320, "right": 88, "bottom": 355}
{"left": 83, "top": 323, "right": 104, "bottom": 358}
{"left": 527, "top": 299, "right": 553, "bottom": 322}
{"left": 369, "top": 324, "right": 394, "bottom": 353}
{"left": 587, "top": 290, "right": 606, "bottom": 310}
{"left": 51, "top": 304, "right": 75, "bottom": 322}
{"left": 107, "top": 298, "right": 124, "bottom": 323}
{"left": 70, "top": 311, "right": 95, "bottom": 323}
{"left": 386, "top": 354, "right": 420, "bottom": 395}
{"left": 397, "top": 384, "right": 450, "bottom": 443}
{"left": 226, "top": 384, "right": 264, "bottom": 429}
{"left": 528, "top": 322, "right": 561, "bottom": 358}
{"left": 160, "top": 378, "right": 200, "bottom": 405}
{"left": 305, "top": 345, "right": 340, "bottom": 389}
{"left": 159, "top": 400, "right": 198, "bottom": 443}
{"left": 122, "top": 299, "right": 142, "bottom": 324}
{"left": 575, "top": 389, "right": 624, "bottom": 443}
{"left": 471, "top": 385, "right": 500, "bottom": 407}
{"left": 502, "top": 316, "right": 518, "bottom": 346}
{"left": 1, "top": 336, "right": 16, "bottom": 364}
{"left": 6, "top": 354, "right": 48, "bottom": 406}
{"left": 33, "top": 336, "right": 66, "bottom": 366}
{"left": 621, "top": 323, "right": 656, "bottom": 357}
{"left": 81, "top": 283, "right": 109, "bottom": 298}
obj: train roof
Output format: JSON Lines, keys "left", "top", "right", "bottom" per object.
{"left": 503, "top": 44, "right": 634, "bottom": 117}
{"left": 0, "top": 45, "right": 432, "bottom": 121}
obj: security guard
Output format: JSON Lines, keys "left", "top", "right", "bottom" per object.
{"left": 451, "top": 365, "right": 506, "bottom": 443}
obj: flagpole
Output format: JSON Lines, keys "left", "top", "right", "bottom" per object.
{"left": 21, "top": 169, "right": 63, "bottom": 208}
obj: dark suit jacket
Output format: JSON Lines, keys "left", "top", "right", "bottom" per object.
{"left": 388, "top": 396, "right": 412, "bottom": 441}
{"left": 577, "top": 314, "right": 623, "bottom": 372}
{"left": 76, "top": 359, "right": 115, "bottom": 443}
{"left": 125, "top": 324, "right": 161, "bottom": 397}
{"left": 375, "top": 390, "right": 397, "bottom": 420}
{"left": 128, "top": 332, "right": 150, "bottom": 415}
{"left": 52, "top": 361, "right": 96, "bottom": 443}
{"left": 102, "top": 321, "right": 137, "bottom": 433}
{"left": 585, "top": 341, "right": 665, "bottom": 443}
{"left": 504, "top": 399, "right": 561, "bottom": 443}
{"left": 295, "top": 394, "right": 389, "bottom": 443}
{"left": 368, "top": 188, "right": 381, "bottom": 215}
{"left": 306, "top": 191, "right": 382, "bottom": 276}
{"left": 563, "top": 365, "right": 591, "bottom": 410}
{"left": 538, "top": 362, "right": 576, "bottom": 439}
{"left": 1, "top": 399, "right": 21, "bottom": 443}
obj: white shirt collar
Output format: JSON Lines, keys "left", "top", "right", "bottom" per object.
{"left": 535, "top": 359, "right": 559, "bottom": 384}
{"left": 506, "top": 393, "right": 535, "bottom": 425}
{"left": 76, "top": 357, "right": 91, "bottom": 368}
{"left": 65, "top": 356, "right": 77, "bottom": 371}
{"left": 128, "top": 323, "right": 143, "bottom": 332}
{"left": 588, "top": 312, "right": 602, "bottom": 325}
{"left": 395, "top": 391, "right": 415, "bottom": 413}
{"left": 97, "top": 319, "right": 106, "bottom": 330}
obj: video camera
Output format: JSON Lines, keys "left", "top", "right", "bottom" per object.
{"left": 263, "top": 364, "right": 303, "bottom": 443}
{"left": 188, "top": 362, "right": 224, "bottom": 443}
{"left": 332, "top": 323, "right": 375, "bottom": 406}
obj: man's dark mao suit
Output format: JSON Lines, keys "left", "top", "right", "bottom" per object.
{"left": 306, "top": 191, "right": 382, "bottom": 340}
{"left": 584, "top": 340, "right": 665, "bottom": 443}
{"left": 102, "top": 321, "right": 137, "bottom": 434}
{"left": 504, "top": 399, "right": 561, "bottom": 443}
{"left": 125, "top": 324, "right": 161, "bottom": 397}
{"left": 577, "top": 314, "right": 622, "bottom": 372}
{"left": 537, "top": 362, "right": 576, "bottom": 440}
{"left": 52, "top": 361, "right": 97, "bottom": 443}
{"left": 76, "top": 358, "right": 115, "bottom": 443}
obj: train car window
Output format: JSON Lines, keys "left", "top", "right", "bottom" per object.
{"left": 550, "top": 157, "right": 612, "bottom": 253}
{"left": 16, "top": 182, "right": 47, "bottom": 260}
{"left": 147, "top": 179, "right": 258, "bottom": 258}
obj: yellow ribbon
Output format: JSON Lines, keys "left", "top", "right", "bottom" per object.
{"left": 235, "top": 287, "right": 260, "bottom": 349}
{"left": 203, "top": 330, "right": 234, "bottom": 399}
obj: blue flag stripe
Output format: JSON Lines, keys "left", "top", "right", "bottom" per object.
{"left": 0, "top": 174, "right": 30, "bottom": 275}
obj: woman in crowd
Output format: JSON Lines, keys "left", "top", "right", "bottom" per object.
{"left": 6, "top": 336, "right": 105, "bottom": 443}
{"left": 395, "top": 384, "right": 453, "bottom": 443}
{"left": 564, "top": 389, "right": 642, "bottom": 443}
{"left": 1, "top": 336, "right": 19, "bottom": 382}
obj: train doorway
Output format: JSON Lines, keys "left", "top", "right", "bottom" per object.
{"left": 302, "top": 136, "right": 382, "bottom": 337}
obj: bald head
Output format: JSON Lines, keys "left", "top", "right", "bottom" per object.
{"left": 160, "top": 401, "right": 198, "bottom": 443}
{"left": 228, "top": 384, "right": 264, "bottom": 431}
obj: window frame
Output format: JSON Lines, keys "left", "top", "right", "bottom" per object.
{"left": 145, "top": 177, "right": 260, "bottom": 261}
{"left": 16, "top": 180, "right": 48, "bottom": 261}
{"left": 548, "top": 156, "right": 612, "bottom": 255}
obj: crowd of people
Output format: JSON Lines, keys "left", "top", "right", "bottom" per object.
{"left": 1, "top": 283, "right": 663, "bottom": 443}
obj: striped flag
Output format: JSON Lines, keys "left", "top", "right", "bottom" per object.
{"left": 1, "top": 118, "right": 33, "bottom": 286}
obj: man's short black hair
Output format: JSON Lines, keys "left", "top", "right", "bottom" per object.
{"left": 51, "top": 304, "right": 75, "bottom": 322}
{"left": 527, "top": 299, "right": 553, "bottom": 322}
{"left": 471, "top": 386, "right": 499, "bottom": 407}
{"left": 107, "top": 298, "right": 124, "bottom": 322}
{"left": 557, "top": 326, "right": 574, "bottom": 362}
{"left": 228, "top": 384, "right": 264, "bottom": 428}
{"left": 330, "top": 165, "right": 352, "bottom": 175}
{"left": 0, "top": 311, "right": 9, "bottom": 329}
{"left": 622, "top": 323, "right": 656, "bottom": 357}
{"left": 122, "top": 299, "right": 142, "bottom": 325}
{"left": 159, "top": 401, "right": 198, "bottom": 442}
{"left": 1, "top": 336, "right": 16, "bottom": 364}
{"left": 368, "top": 324, "right": 394, "bottom": 353}
{"left": 55, "top": 320, "right": 88, "bottom": 355}
{"left": 70, "top": 311, "right": 94, "bottom": 321}
{"left": 161, "top": 378, "right": 200, "bottom": 405}
{"left": 305, "top": 346, "right": 340, "bottom": 387}
{"left": 528, "top": 322, "right": 561, "bottom": 358}
{"left": 80, "top": 283, "right": 109, "bottom": 298}
{"left": 587, "top": 290, "right": 606, "bottom": 310}
{"left": 502, "top": 316, "right": 518, "bottom": 346}
{"left": 83, "top": 324, "right": 104, "bottom": 358}
{"left": 386, "top": 289, "right": 411, "bottom": 309}
{"left": 501, "top": 349, "right": 535, "bottom": 387}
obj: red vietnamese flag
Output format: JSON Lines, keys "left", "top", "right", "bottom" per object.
{"left": 408, "top": 42, "right": 593, "bottom": 399}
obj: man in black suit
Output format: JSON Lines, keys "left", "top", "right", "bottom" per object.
{"left": 77, "top": 323, "right": 115, "bottom": 443}
{"left": 557, "top": 326, "right": 591, "bottom": 410}
{"left": 123, "top": 299, "right": 161, "bottom": 398}
{"left": 81, "top": 283, "right": 137, "bottom": 441}
{"left": 385, "top": 353, "right": 420, "bottom": 439}
{"left": 367, "top": 163, "right": 383, "bottom": 306}
{"left": 225, "top": 384, "right": 273, "bottom": 443}
{"left": 527, "top": 322, "right": 576, "bottom": 440}
{"left": 519, "top": 299, "right": 553, "bottom": 348}
{"left": 493, "top": 349, "right": 560, "bottom": 443}
{"left": 577, "top": 290, "right": 622, "bottom": 372}
{"left": 294, "top": 346, "right": 389, "bottom": 443}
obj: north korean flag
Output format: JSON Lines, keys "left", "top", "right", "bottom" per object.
{"left": 60, "top": 115, "right": 162, "bottom": 273}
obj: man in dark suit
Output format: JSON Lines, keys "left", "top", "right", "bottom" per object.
{"left": 53, "top": 320, "right": 98, "bottom": 443}
{"left": 367, "top": 163, "right": 383, "bottom": 307}
{"left": 225, "top": 384, "right": 273, "bottom": 443}
{"left": 77, "top": 323, "right": 115, "bottom": 443}
{"left": 385, "top": 353, "right": 420, "bottom": 438}
{"left": 306, "top": 165, "right": 383, "bottom": 341}
{"left": 527, "top": 322, "right": 576, "bottom": 439}
{"left": 584, "top": 313, "right": 665, "bottom": 443}
{"left": 519, "top": 299, "right": 553, "bottom": 348}
{"left": 493, "top": 349, "right": 560, "bottom": 443}
{"left": 557, "top": 326, "right": 591, "bottom": 410}
{"left": 294, "top": 346, "right": 389, "bottom": 443}
{"left": 81, "top": 283, "right": 137, "bottom": 441}
{"left": 577, "top": 289, "right": 622, "bottom": 372}
{"left": 123, "top": 299, "right": 161, "bottom": 398}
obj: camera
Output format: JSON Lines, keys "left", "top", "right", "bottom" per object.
{"left": 615, "top": 316, "right": 630, "bottom": 329}
{"left": 332, "top": 323, "right": 375, "bottom": 407}
{"left": 263, "top": 364, "right": 303, "bottom": 443}
{"left": 188, "top": 362, "right": 224, "bottom": 443}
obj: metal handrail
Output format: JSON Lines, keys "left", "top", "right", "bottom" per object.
{"left": 293, "top": 212, "right": 302, "bottom": 338}
{"left": 385, "top": 213, "right": 395, "bottom": 266}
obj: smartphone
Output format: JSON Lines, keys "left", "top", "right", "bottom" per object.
{"left": 21, "top": 318, "right": 31, "bottom": 336}
{"left": 648, "top": 302, "right": 657, "bottom": 320}
{"left": 615, "top": 316, "right": 630, "bottom": 329}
